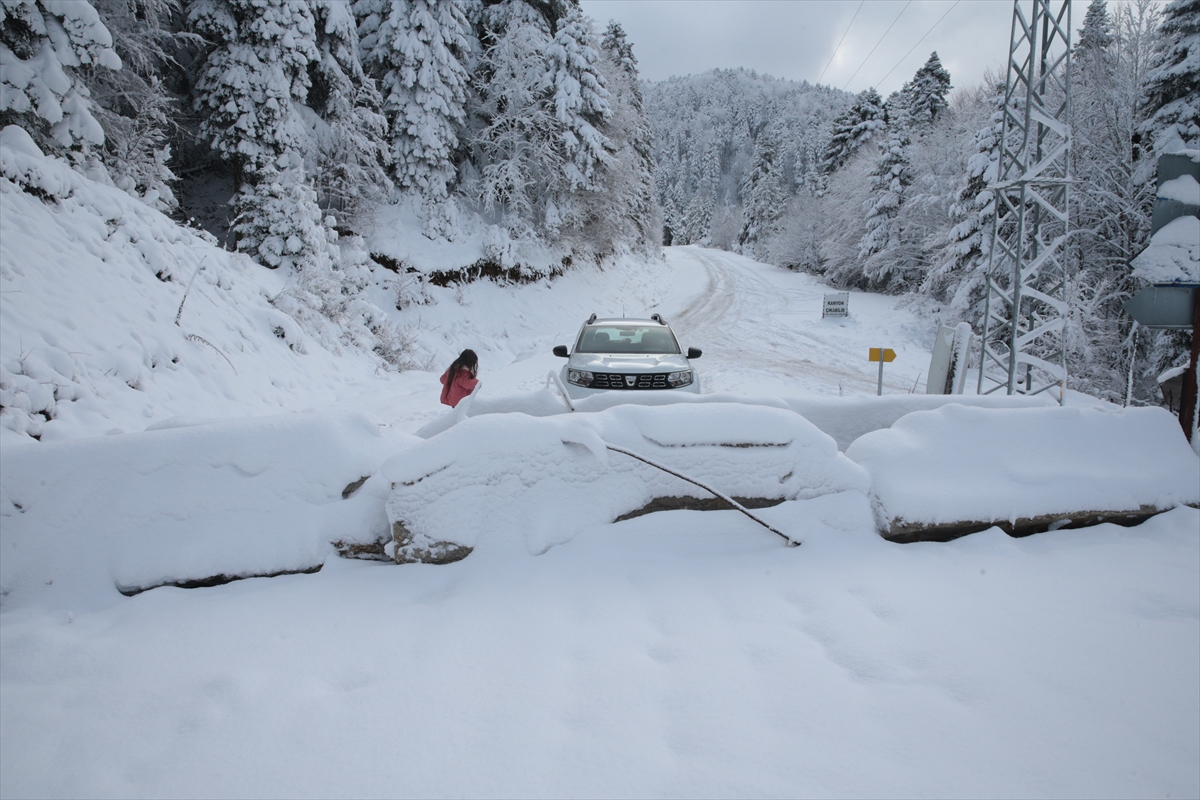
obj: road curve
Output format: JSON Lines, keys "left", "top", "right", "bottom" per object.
{"left": 664, "top": 246, "right": 927, "bottom": 396}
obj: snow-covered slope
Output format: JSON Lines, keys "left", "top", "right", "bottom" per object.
{"left": 0, "top": 126, "right": 397, "bottom": 444}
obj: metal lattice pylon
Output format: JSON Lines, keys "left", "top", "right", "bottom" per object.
{"left": 978, "top": 0, "right": 1072, "bottom": 400}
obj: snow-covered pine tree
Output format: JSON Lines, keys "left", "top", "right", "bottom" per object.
{"left": 546, "top": 4, "right": 610, "bottom": 193}
{"left": 924, "top": 82, "right": 1004, "bottom": 316}
{"left": 588, "top": 19, "right": 660, "bottom": 254}
{"left": 356, "top": 0, "right": 471, "bottom": 234}
{"left": 1137, "top": 0, "right": 1199, "bottom": 159}
{"left": 310, "top": 0, "right": 392, "bottom": 221}
{"left": 821, "top": 87, "right": 883, "bottom": 174}
{"left": 689, "top": 140, "right": 721, "bottom": 242}
{"left": 239, "top": 154, "right": 417, "bottom": 368}
{"left": 681, "top": 193, "right": 714, "bottom": 244}
{"left": 187, "top": 0, "right": 318, "bottom": 183}
{"left": 505, "top": 2, "right": 623, "bottom": 256}
{"left": 234, "top": 159, "right": 331, "bottom": 274}
{"left": 739, "top": 124, "right": 786, "bottom": 254}
{"left": 858, "top": 109, "right": 917, "bottom": 292}
{"left": 472, "top": 0, "right": 561, "bottom": 241}
{"left": 898, "top": 52, "right": 951, "bottom": 131}
{"left": 1077, "top": 0, "right": 1115, "bottom": 55}
{"left": 0, "top": 0, "right": 121, "bottom": 152}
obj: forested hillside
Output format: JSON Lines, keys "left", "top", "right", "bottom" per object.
{"left": 0, "top": 0, "right": 661, "bottom": 294}
{"left": 644, "top": 0, "right": 1198, "bottom": 405}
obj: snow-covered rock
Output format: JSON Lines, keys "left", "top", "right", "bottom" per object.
{"left": 0, "top": 411, "right": 418, "bottom": 613}
{"left": 846, "top": 404, "right": 1200, "bottom": 540}
{"left": 384, "top": 403, "right": 871, "bottom": 560}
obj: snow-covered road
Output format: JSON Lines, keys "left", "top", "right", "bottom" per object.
{"left": 665, "top": 246, "right": 930, "bottom": 396}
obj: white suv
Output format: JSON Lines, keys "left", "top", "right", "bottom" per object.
{"left": 553, "top": 314, "right": 702, "bottom": 400}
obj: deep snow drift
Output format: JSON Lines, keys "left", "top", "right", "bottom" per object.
{"left": 2, "top": 139, "right": 1198, "bottom": 799}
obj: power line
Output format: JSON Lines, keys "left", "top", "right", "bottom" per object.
{"left": 874, "top": 0, "right": 961, "bottom": 90}
{"left": 817, "top": 0, "right": 866, "bottom": 85}
{"left": 842, "top": 0, "right": 913, "bottom": 91}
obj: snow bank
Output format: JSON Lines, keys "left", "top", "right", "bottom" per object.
{"left": 1131, "top": 215, "right": 1200, "bottom": 285}
{"left": 384, "top": 403, "right": 870, "bottom": 558}
{"left": 0, "top": 411, "right": 417, "bottom": 613}
{"left": 846, "top": 405, "right": 1200, "bottom": 538}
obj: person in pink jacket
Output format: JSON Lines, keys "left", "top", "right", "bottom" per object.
{"left": 439, "top": 349, "right": 480, "bottom": 407}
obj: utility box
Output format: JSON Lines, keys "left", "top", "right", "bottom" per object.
{"left": 926, "top": 322, "right": 974, "bottom": 394}
{"left": 823, "top": 293, "right": 849, "bottom": 318}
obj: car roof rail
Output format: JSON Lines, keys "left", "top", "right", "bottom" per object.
{"left": 650, "top": 313, "right": 666, "bottom": 325}
{"left": 587, "top": 313, "right": 597, "bottom": 324}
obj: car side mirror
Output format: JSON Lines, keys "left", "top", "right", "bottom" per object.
{"left": 553, "top": 345, "right": 569, "bottom": 358}
{"left": 687, "top": 347, "right": 702, "bottom": 359}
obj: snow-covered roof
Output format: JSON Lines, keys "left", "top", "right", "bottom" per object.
{"left": 1130, "top": 215, "right": 1200, "bottom": 285}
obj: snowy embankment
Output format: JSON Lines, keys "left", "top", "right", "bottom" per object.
{"left": 2, "top": 136, "right": 1199, "bottom": 798}
{"left": 0, "top": 126, "right": 398, "bottom": 444}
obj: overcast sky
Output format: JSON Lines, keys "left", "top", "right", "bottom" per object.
{"left": 578, "top": 0, "right": 1088, "bottom": 98}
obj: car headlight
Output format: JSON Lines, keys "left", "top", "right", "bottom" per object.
{"left": 667, "top": 370, "right": 693, "bottom": 387}
{"left": 567, "top": 369, "right": 594, "bottom": 387}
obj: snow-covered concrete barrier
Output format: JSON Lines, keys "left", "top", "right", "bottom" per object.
{"left": 382, "top": 403, "right": 871, "bottom": 563}
{"left": 845, "top": 405, "right": 1200, "bottom": 542}
{"left": 0, "top": 412, "right": 417, "bottom": 612}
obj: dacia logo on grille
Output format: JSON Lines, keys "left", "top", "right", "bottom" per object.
{"left": 625, "top": 376, "right": 636, "bottom": 387}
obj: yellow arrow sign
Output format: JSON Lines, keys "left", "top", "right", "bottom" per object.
{"left": 869, "top": 348, "right": 896, "bottom": 363}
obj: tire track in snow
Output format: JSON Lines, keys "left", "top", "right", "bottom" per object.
{"left": 666, "top": 247, "right": 917, "bottom": 395}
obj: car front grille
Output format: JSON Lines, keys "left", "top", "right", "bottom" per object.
{"left": 591, "top": 372, "right": 671, "bottom": 390}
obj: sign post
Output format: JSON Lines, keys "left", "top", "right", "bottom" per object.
{"left": 869, "top": 347, "right": 896, "bottom": 396}
{"left": 1124, "top": 152, "right": 1199, "bottom": 442}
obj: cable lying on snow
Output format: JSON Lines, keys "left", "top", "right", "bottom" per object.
{"left": 599, "top": 442, "right": 799, "bottom": 546}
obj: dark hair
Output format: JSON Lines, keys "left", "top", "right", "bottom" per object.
{"left": 447, "top": 349, "right": 478, "bottom": 380}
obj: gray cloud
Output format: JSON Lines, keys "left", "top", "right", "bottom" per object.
{"left": 580, "top": 0, "right": 1086, "bottom": 97}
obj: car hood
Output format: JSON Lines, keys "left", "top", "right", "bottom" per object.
{"left": 568, "top": 353, "right": 691, "bottom": 372}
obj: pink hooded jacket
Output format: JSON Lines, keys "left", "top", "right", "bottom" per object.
{"left": 439, "top": 368, "right": 479, "bottom": 407}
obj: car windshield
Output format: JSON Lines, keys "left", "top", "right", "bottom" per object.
{"left": 576, "top": 325, "right": 680, "bottom": 354}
